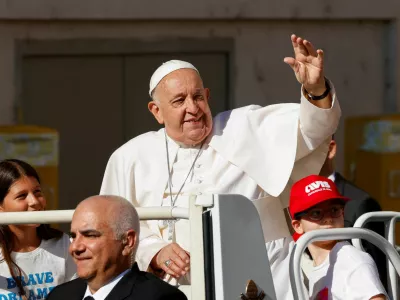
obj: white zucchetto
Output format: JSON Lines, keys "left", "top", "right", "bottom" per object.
{"left": 149, "top": 60, "right": 199, "bottom": 97}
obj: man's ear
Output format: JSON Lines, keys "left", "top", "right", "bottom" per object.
{"left": 328, "top": 139, "right": 337, "bottom": 160}
{"left": 148, "top": 101, "right": 164, "bottom": 124}
{"left": 291, "top": 219, "right": 304, "bottom": 235}
{"left": 121, "top": 229, "right": 137, "bottom": 256}
{"left": 204, "top": 88, "right": 210, "bottom": 102}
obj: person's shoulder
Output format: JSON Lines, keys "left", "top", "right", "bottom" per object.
{"left": 118, "top": 129, "right": 163, "bottom": 151}
{"left": 110, "top": 129, "right": 164, "bottom": 158}
{"left": 336, "top": 173, "right": 372, "bottom": 200}
{"left": 136, "top": 271, "right": 187, "bottom": 299}
{"left": 46, "top": 277, "right": 85, "bottom": 299}
{"left": 334, "top": 241, "right": 375, "bottom": 266}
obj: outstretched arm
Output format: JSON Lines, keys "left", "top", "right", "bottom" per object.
{"left": 284, "top": 34, "right": 332, "bottom": 109}
{"left": 283, "top": 34, "right": 340, "bottom": 162}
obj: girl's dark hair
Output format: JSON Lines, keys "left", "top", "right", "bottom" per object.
{"left": 0, "top": 159, "right": 63, "bottom": 297}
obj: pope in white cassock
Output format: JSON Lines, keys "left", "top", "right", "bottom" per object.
{"left": 100, "top": 34, "right": 341, "bottom": 299}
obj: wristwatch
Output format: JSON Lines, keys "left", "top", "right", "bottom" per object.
{"left": 303, "top": 78, "right": 331, "bottom": 100}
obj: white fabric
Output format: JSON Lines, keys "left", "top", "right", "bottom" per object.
{"left": 308, "top": 241, "right": 387, "bottom": 300}
{"left": 83, "top": 268, "right": 130, "bottom": 300}
{"left": 300, "top": 251, "right": 314, "bottom": 283}
{"left": 149, "top": 60, "right": 198, "bottom": 96}
{"left": 328, "top": 172, "right": 336, "bottom": 182}
{"left": 100, "top": 84, "right": 341, "bottom": 298}
{"left": 0, "top": 234, "right": 76, "bottom": 299}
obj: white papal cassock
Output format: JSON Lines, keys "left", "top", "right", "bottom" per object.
{"left": 100, "top": 84, "right": 341, "bottom": 299}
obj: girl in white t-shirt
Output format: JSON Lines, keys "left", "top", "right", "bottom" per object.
{"left": 0, "top": 159, "right": 76, "bottom": 299}
{"left": 289, "top": 175, "right": 387, "bottom": 300}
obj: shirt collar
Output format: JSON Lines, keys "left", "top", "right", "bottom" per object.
{"left": 83, "top": 269, "right": 130, "bottom": 300}
{"left": 165, "top": 129, "right": 210, "bottom": 149}
{"left": 328, "top": 172, "right": 336, "bottom": 182}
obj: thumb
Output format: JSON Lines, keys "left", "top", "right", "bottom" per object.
{"left": 284, "top": 57, "right": 296, "bottom": 70}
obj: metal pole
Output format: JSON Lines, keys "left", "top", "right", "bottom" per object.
{"left": 189, "top": 195, "right": 206, "bottom": 300}
{"left": 0, "top": 207, "right": 189, "bottom": 224}
{"left": 352, "top": 211, "right": 400, "bottom": 251}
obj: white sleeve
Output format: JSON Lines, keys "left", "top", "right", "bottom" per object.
{"left": 296, "top": 81, "right": 341, "bottom": 161}
{"left": 345, "top": 263, "right": 388, "bottom": 300}
{"left": 100, "top": 151, "right": 168, "bottom": 272}
{"left": 209, "top": 82, "right": 341, "bottom": 198}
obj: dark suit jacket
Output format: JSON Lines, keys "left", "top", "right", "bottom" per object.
{"left": 335, "top": 172, "right": 387, "bottom": 288}
{"left": 46, "top": 263, "right": 187, "bottom": 300}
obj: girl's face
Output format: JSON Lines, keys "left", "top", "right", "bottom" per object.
{"left": 1, "top": 176, "right": 46, "bottom": 228}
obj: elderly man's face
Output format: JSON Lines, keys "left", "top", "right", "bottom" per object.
{"left": 69, "top": 204, "right": 126, "bottom": 286}
{"left": 148, "top": 69, "right": 213, "bottom": 146}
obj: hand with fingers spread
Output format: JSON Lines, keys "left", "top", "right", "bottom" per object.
{"left": 151, "top": 243, "right": 190, "bottom": 279}
{"left": 284, "top": 34, "right": 327, "bottom": 97}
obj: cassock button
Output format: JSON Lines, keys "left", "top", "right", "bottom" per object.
{"left": 195, "top": 163, "right": 202, "bottom": 168}
{"left": 195, "top": 179, "right": 202, "bottom": 184}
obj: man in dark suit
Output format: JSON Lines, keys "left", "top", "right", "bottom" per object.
{"left": 319, "top": 137, "right": 387, "bottom": 288}
{"left": 47, "top": 195, "right": 187, "bottom": 300}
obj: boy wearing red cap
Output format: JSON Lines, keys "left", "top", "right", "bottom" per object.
{"left": 290, "top": 175, "right": 387, "bottom": 300}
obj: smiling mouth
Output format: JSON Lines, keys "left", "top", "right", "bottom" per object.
{"left": 184, "top": 116, "right": 203, "bottom": 123}
{"left": 74, "top": 256, "right": 91, "bottom": 261}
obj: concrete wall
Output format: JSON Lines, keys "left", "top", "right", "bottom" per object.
{"left": 0, "top": 0, "right": 399, "bottom": 173}
{"left": 0, "top": 0, "right": 398, "bottom": 20}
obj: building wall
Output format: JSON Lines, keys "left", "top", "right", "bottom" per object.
{"left": 0, "top": 0, "right": 399, "bottom": 174}
{"left": 0, "top": 0, "right": 398, "bottom": 20}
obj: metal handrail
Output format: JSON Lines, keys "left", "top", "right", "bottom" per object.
{"left": 352, "top": 211, "right": 400, "bottom": 300}
{"left": 352, "top": 211, "right": 400, "bottom": 250}
{"left": 0, "top": 207, "right": 189, "bottom": 224}
{"left": 290, "top": 228, "right": 400, "bottom": 300}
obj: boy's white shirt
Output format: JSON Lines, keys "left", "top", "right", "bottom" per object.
{"left": 308, "top": 241, "right": 387, "bottom": 300}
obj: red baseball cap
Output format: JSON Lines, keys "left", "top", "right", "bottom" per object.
{"left": 289, "top": 175, "right": 350, "bottom": 219}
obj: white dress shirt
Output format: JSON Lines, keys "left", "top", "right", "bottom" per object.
{"left": 82, "top": 269, "right": 130, "bottom": 300}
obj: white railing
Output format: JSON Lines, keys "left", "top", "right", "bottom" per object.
{"left": 353, "top": 211, "right": 400, "bottom": 300}
{"left": 0, "top": 207, "right": 189, "bottom": 224}
{"left": 0, "top": 201, "right": 203, "bottom": 300}
{"left": 290, "top": 228, "right": 400, "bottom": 300}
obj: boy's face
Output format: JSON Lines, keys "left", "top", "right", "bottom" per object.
{"left": 291, "top": 199, "right": 345, "bottom": 236}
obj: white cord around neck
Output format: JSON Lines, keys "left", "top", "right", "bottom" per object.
{"left": 164, "top": 130, "right": 204, "bottom": 208}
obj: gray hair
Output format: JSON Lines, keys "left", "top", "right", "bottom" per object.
{"left": 151, "top": 88, "right": 160, "bottom": 104}
{"left": 89, "top": 195, "right": 140, "bottom": 259}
